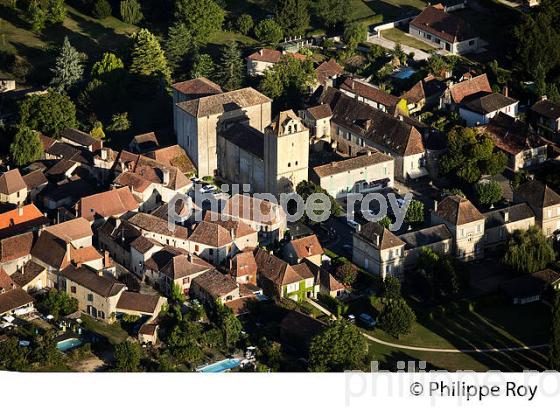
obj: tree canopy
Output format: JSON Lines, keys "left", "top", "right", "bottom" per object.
{"left": 254, "top": 18, "right": 284, "bottom": 46}
{"left": 440, "top": 127, "right": 507, "bottom": 184}
{"left": 275, "top": 0, "right": 309, "bottom": 37}
{"left": 503, "top": 226, "right": 555, "bottom": 274}
{"left": 550, "top": 292, "right": 560, "bottom": 371}
{"left": 18, "top": 91, "right": 77, "bottom": 137}
{"left": 114, "top": 340, "right": 143, "bottom": 371}
{"left": 174, "top": 0, "right": 225, "bottom": 44}
{"left": 129, "top": 28, "right": 171, "bottom": 84}
{"left": 50, "top": 36, "right": 84, "bottom": 93}
{"left": 309, "top": 321, "right": 369, "bottom": 371}
{"left": 165, "top": 22, "right": 193, "bottom": 78}
{"left": 314, "top": 0, "right": 350, "bottom": 29}
{"left": 475, "top": 180, "right": 502, "bottom": 207}
{"left": 10, "top": 126, "right": 44, "bottom": 167}
{"left": 378, "top": 298, "right": 416, "bottom": 339}
{"left": 216, "top": 42, "right": 244, "bottom": 91}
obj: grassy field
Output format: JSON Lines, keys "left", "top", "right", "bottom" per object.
{"left": 81, "top": 315, "right": 128, "bottom": 345}
{"left": 381, "top": 27, "right": 435, "bottom": 52}
{"left": 0, "top": 4, "right": 137, "bottom": 82}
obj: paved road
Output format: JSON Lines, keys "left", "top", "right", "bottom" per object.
{"left": 308, "top": 298, "right": 549, "bottom": 354}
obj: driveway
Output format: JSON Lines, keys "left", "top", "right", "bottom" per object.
{"left": 367, "top": 35, "right": 433, "bottom": 61}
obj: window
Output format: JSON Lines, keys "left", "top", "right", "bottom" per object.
{"left": 87, "top": 294, "right": 93, "bottom": 302}
{"left": 295, "top": 161, "right": 298, "bottom": 166}
{"left": 288, "top": 162, "right": 291, "bottom": 167}
{"left": 286, "top": 282, "right": 299, "bottom": 293}
{"left": 476, "top": 224, "right": 481, "bottom": 233}
{"left": 195, "top": 244, "right": 199, "bottom": 252}
{"left": 70, "top": 286, "right": 76, "bottom": 294}
{"left": 548, "top": 209, "right": 553, "bottom": 219}
{"left": 460, "top": 229, "right": 465, "bottom": 237}
{"left": 469, "top": 40, "right": 475, "bottom": 46}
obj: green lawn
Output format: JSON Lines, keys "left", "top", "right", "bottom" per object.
{"left": 381, "top": 27, "right": 435, "bottom": 52}
{"left": 81, "top": 315, "right": 128, "bottom": 345}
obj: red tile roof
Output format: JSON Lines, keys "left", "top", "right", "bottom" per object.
{"left": 0, "top": 169, "right": 26, "bottom": 195}
{"left": 410, "top": 5, "right": 476, "bottom": 44}
{"left": 247, "top": 48, "right": 306, "bottom": 64}
{"left": 78, "top": 187, "right": 139, "bottom": 221}
{"left": 449, "top": 74, "right": 492, "bottom": 104}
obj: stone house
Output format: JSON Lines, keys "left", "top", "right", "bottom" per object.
{"left": 514, "top": 180, "right": 560, "bottom": 237}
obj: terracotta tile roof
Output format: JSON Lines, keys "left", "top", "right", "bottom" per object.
{"left": 130, "top": 235, "right": 161, "bottom": 254}
{"left": 119, "top": 154, "right": 191, "bottom": 191}
{"left": 317, "top": 266, "right": 345, "bottom": 292}
{"left": 11, "top": 260, "right": 45, "bottom": 288}
{"left": 403, "top": 75, "right": 446, "bottom": 103}
{"left": 0, "top": 232, "right": 33, "bottom": 263}
{"left": 61, "top": 265, "right": 125, "bottom": 297}
{"left": 177, "top": 87, "right": 271, "bottom": 118}
{"left": 247, "top": 48, "right": 306, "bottom": 63}
{"left": 160, "top": 253, "right": 209, "bottom": 280}
{"left": 139, "top": 322, "right": 158, "bottom": 335}
{"left": 44, "top": 218, "right": 92, "bottom": 243}
{"left": 462, "top": 92, "right": 517, "bottom": 115}
{"left": 449, "top": 74, "right": 492, "bottom": 104}
{"left": 145, "top": 246, "right": 186, "bottom": 271}
{"left": 340, "top": 77, "right": 400, "bottom": 108}
{"left": 45, "top": 159, "right": 78, "bottom": 177}
{"left": 224, "top": 295, "right": 256, "bottom": 316}
{"left": 61, "top": 128, "right": 100, "bottom": 148}
{"left": 192, "top": 270, "right": 239, "bottom": 299}
{"left": 131, "top": 132, "right": 160, "bottom": 152}
{"left": 0, "top": 268, "right": 16, "bottom": 291}
{"left": 292, "top": 262, "right": 315, "bottom": 280}
{"left": 531, "top": 99, "right": 560, "bottom": 120}
{"left": 70, "top": 246, "right": 102, "bottom": 264}
{"left": 478, "top": 113, "right": 545, "bottom": 156}
{"left": 410, "top": 5, "right": 476, "bottom": 44}
{"left": 78, "top": 187, "right": 139, "bottom": 221}
{"left": 172, "top": 77, "right": 223, "bottom": 98}
{"left": 357, "top": 222, "right": 405, "bottom": 250}
{"left": 289, "top": 234, "right": 323, "bottom": 259}
{"left": 0, "top": 288, "right": 34, "bottom": 315}
{"left": 116, "top": 291, "right": 161, "bottom": 314}
{"left": 223, "top": 194, "right": 286, "bottom": 226}
{"left": 254, "top": 248, "right": 303, "bottom": 286}
{"left": 31, "top": 231, "right": 70, "bottom": 270}
{"left": 306, "top": 104, "right": 332, "bottom": 120}
{"left": 315, "top": 59, "right": 343, "bottom": 84}
{"left": 39, "top": 134, "right": 56, "bottom": 151}
{"left": 313, "top": 151, "right": 393, "bottom": 178}
{"left": 127, "top": 212, "right": 189, "bottom": 240}
{"left": 320, "top": 87, "right": 425, "bottom": 156}
{"left": 203, "top": 211, "right": 256, "bottom": 238}
{"left": 268, "top": 110, "right": 305, "bottom": 135}
{"left": 113, "top": 172, "right": 153, "bottom": 193}
{"left": 434, "top": 195, "right": 484, "bottom": 225}
{"left": 230, "top": 250, "right": 257, "bottom": 283}
{"left": 0, "top": 204, "right": 47, "bottom": 234}
{"left": 23, "top": 169, "right": 48, "bottom": 190}
{"left": 145, "top": 145, "right": 196, "bottom": 176}
{"left": 189, "top": 221, "right": 232, "bottom": 247}
{"left": 0, "top": 169, "right": 26, "bottom": 195}
{"left": 515, "top": 180, "right": 560, "bottom": 209}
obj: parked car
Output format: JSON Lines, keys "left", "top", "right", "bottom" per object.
{"left": 347, "top": 314, "right": 356, "bottom": 323}
{"left": 346, "top": 219, "right": 360, "bottom": 230}
{"left": 358, "top": 313, "right": 376, "bottom": 328}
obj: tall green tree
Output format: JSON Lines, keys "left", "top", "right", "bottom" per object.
{"left": 275, "top": 0, "right": 309, "bottom": 37}
{"left": 91, "top": 52, "right": 125, "bottom": 80}
{"left": 416, "top": 247, "right": 464, "bottom": 300}
{"left": 174, "top": 0, "right": 225, "bottom": 44}
{"left": 0, "top": 337, "right": 29, "bottom": 371}
{"left": 440, "top": 127, "right": 507, "bottom": 184}
{"left": 550, "top": 293, "right": 560, "bottom": 370}
{"left": 236, "top": 14, "right": 253, "bottom": 35}
{"left": 503, "top": 226, "right": 555, "bottom": 274}
{"left": 129, "top": 28, "right": 171, "bottom": 84}
{"left": 309, "top": 321, "right": 369, "bottom": 371}
{"left": 475, "top": 180, "right": 502, "bottom": 206}
{"left": 254, "top": 18, "right": 284, "bottom": 46}
{"left": 215, "top": 302, "right": 242, "bottom": 349}
{"left": 378, "top": 298, "right": 416, "bottom": 339}
{"left": 315, "top": 0, "right": 349, "bottom": 28}
{"left": 381, "top": 275, "right": 401, "bottom": 300}
{"left": 216, "top": 42, "right": 244, "bottom": 91}
{"left": 190, "top": 53, "right": 215, "bottom": 79}
{"left": 120, "top": 0, "right": 143, "bottom": 24}
{"left": 50, "top": 36, "right": 84, "bottom": 92}
{"left": 10, "top": 127, "right": 44, "bottom": 166}
{"left": 165, "top": 22, "right": 193, "bottom": 77}
{"left": 114, "top": 340, "right": 142, "bottom": 371}
{"left": 18, "top": 91, "right": 77, "bottom": 137}
{"left": 343, "top": 22, "right": 367, "bottom": 51}
{"left": 404, "top": 199, "right": 424, "bottom": 224}
{"left": 46, "top": 0, "right": 66, "bottom": 24}
{"left": 27, "top": 0, "right": 47, "bottom": 33}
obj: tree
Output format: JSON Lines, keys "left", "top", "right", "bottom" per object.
{"left": 50, "top": 36, "right": 84, "bottom": 92}
{"left": 27, "top": 0, "right": 47, "bottom": 33}
{"left": 503, "top": 226, "right": 555, "bottom": 274}
{"left": 174, "top": 0, "right": 225, "bottom": 44}
{"left": 236, "top": 14, "right": 253, "bottom": 35}
{"left": 114, "top": 340, "right": 142, "bottom": 371}
{"left": 36, "top": 289, "right": 78, "bottom": 320}
{"left": 190, "top": 53, "right": 215, "bottom": 79}
{"left": 91, "top": 52, "right": 125, "bottom": 80}
{"left": 254, "top": 19, "right": 283, "bottom": 46}
{"left": 216, "top": 42, "right": 244, "bottom": 91}
{"left": 475, "top": 180, "right": 502, "bottom": 206}
{"left": 18, "top": 91, "right": 77, "bottom": 137}
{"left": 129, "top": 28, "right": 171, "bottom": 84}
{"left": 46, "top": 0, "right": 66, "bottom": 24}
{"left": 31, "top": 330, "right": 63, "bottom": 367}
{"left": 416, "top": 247, "right": 464, "bottom": 300}
{"left": 260, "top": 56, "right": 316, "bottom": 110}
{"left": 90, "top": 121, "right": 105, "bottom": 139}
{"left": 315, "top": 0, "right": 349, "bottom": 29}
{"left": 10, "top": 126, "right": 44, "bottom": 166}
{"left": 92, "top": 0, "right": 112, "bottom": 19}
{"left": 426, "top": 53, "right": 450, "bottom": 78}
{"left": 378, "top": 298, "right": 416, "bottom": 339}
{"left": 309, "top": 321, "right": 369, "bottom": 371}
{"left": 335, "top": 262, "right": 357, "bottom": 286}
{"left": 120, "top": 0, "right": 143, "bottom": 24}
{"left": 440, "top": 127, "right": 507, "bottom": 184}
{"left": 275, "top": 0, "right": 309, "bottom": 37}
{"left": 0, "top": 337, "right": 29, "bottom": 371}
{"left": 165, "top": 22, "right": 193, "bottom": 77}
{"left": 295, "top": 180, "right": 342, "bottom": 223}
{"left": 107, "top": 112, "right": 131, "bottom": 132}
{"left": 381, "top": 275, "right": 401, "bottom": 300}
{"left": 550, "top": 293, "right": 560, "bottom": 370}
{"left": 215, "top": 302, "right": 242, "bottom": 349}
{"left": 404, "top": 199, "right": 424, "bottom": 224}
{"left": 343, "top": 23, "right": 367, "bottom": 51}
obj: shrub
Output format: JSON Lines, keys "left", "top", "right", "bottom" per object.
{"left": 236, "top": 13, "right": 253, "bottom": 35}
{"left": 92, "top": 0, "right": 112, "bottom": 19}
{"left": 120, "top": 0, "right": 143, "bottom": 24}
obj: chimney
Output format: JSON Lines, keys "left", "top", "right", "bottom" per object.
{"left": 374, "top": 233, "right": 380, "bottom": 248}
{"left": 259, "top": 49, "right": 263, "bottom": 56}
{"left": 503, "top": 85, "right": 509, "bottom": 98}
{"left": 230, "top": 228, "right": 235, "bottom": 240}
{"left": 503, "top": 211, "right": 509, "bottom": 223}
{"left": 104, "top": 250, "right": 110, "bottom": 268}
{"left": 434, "top": 200, "right": 438, "bottom": 212}
{"left": 162, "top": 168, "right": 170, "bottom": 185}
{"left": 541, "top": 95, "right": 548, "bottom": 101}
{"left": 17, "top": 206, "right": 23, "bottom": 217}
{"left": 367, "top": 150, "right": 372, "bottom": 156}
{"left": 101, "top": 148, "right": 108, "bottom": 161}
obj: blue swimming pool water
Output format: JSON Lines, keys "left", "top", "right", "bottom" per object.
{"left": 56, "top": 338, "right": 82, "bottom": 352}
{"left": 197, "top": 358, "right": 241, "bottom": 373}
{"left": 393, "top": 67, "right": 416, "bottom": 79}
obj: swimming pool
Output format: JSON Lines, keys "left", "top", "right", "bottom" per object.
{"left": 393, "top": 67, "right": 417, "bottom": 80}
{"left": 56, "top": 338, "right": 82, "bottom": 352}
{"left": 197, "top": 358, "right": 241, "bottom": 373}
